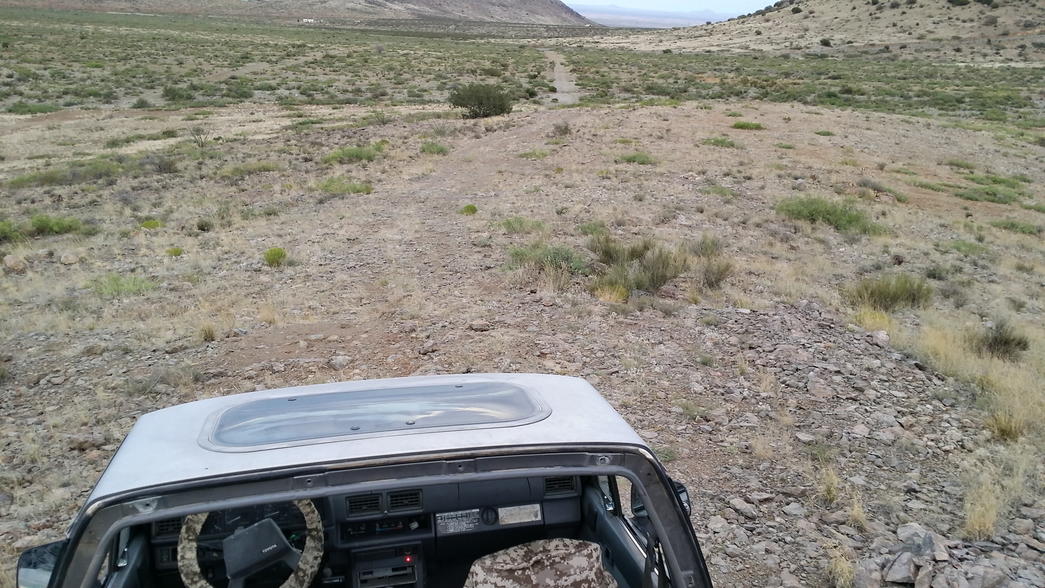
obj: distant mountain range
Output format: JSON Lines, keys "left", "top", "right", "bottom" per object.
{"left": 568, "top": 3, "right": 735, "bottom": 28}
{"left": 0, "top": 0, "right": 594, "bottom": 25}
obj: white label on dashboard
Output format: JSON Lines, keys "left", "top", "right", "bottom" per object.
{"left": 498, "top": 504, "right": 542, "bottom": 526}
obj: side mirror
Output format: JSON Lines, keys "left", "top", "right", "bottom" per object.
{"left": 672, "top": 479, "right": 691, "bottom": 517}
{"left": 17, "top": 540, "right": 66, "bottom": 588}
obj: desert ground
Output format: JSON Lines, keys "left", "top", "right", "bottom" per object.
{"left": 1, "top": 6, "right": 1044, "bottom": 588}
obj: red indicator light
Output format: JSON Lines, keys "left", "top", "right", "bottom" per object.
{"left": 404, "top": 555, "right": 414, "bottom": 563}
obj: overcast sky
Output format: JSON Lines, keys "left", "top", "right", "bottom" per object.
{"left": 564, "top": 0, "right": 770, "bottom": 13}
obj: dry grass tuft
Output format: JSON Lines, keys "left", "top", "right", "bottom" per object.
{"left": 816, "top": 465, "right": 842, "bottom": 505}
{"left": 200, "top": 322, "right": 217, "bottom": 342}
{"left": 898, "top": 314, "right": 1043, "bottom": 440}
{"left": 825, "top": 545, "right": 855, "bottom": 588}
{"left": 847, "top": 493, "right": 868, "bottom": 531}
{"left": 259, "top": 302, "right": 280, "bottom": 325}
{"left": 852, "top": 306, "right": 895, "bottom": 333}
{"left": 961, "top": 444, "right": 1037, "bottom": 540}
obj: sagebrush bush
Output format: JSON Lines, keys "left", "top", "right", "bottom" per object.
{"left": 845, "top": 273, "right": 933, "bottom": 311}
{"left": 448, "top": 84, "right": 513, "bottom": 119}
{"left": 458, "top": 204, "right": 478, "bottom": 215}
{"left": 777, "top": 197, "right": 884, "bottom": 235}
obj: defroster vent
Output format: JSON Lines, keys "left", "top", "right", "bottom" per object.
{"left": 544, "top": 476, "right": 577, "bottom": 496}
{"left": 346, "top": 494, "right": 382, "bottom": 517}
{"left": 387, "top": 489, "right": 422, "bottom": 512}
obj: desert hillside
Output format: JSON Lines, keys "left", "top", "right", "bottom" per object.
{"left": 0, "top": 0, "right": 594, "bottom": 25}
{"left": 558, "top": 0, "right": 1045, "bottom": 62}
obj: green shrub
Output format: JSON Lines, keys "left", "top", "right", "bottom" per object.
{"left": 196, "top": 219, "right": 214, "bottom": 232}
{"left": 162, "top": 86, "right": 194, "bottom": 102}
{"left": 775, "top": 143, "right": 795, "bottom": 149}
{"left": 702, "top": 137, "right": 739, "bottom": 148}
{"left": 166, "top": 247, "right": 184, "bottom": 257}
{"left": 508, "top": 242, "right": 587, "bottom": 275}
{"left": 777, "top": 197, "right": 883, "bottom": 234}
{"left": 945, "top": 159, "right": 976, "bottom": 170}
{"left": 29, "top": 215, "right": 82, "bottom": 236}
{"left": 845, "top": 273, "right": 933, "bottom": 311}
{"left": 500, "top": 217, "right": 545, "bottom": 234}
{"left": 815, "top": 130, "right": 835, "bottom": 136}
{"left": 0, "top": 220, "right": 25, "bottom": 243}
{"left": 578, "top": 221, "right": 608, "bottom": 236}
{"left": 458, "top": 204, "right": 478, "bottom": 215}
{"left": 323, "top": 143, "right": 384, "bottom": 164}
{"left": 448, "top": 84, "right": 514, "bottom": 119}
{"left": 9, "top": 158, "right": 124, "bottom": 189}
{"left": 615, "top": 152, "right": 655, "bottom": 165}
{"left": 131, "top": 97, "right": 152, "bottom": 109}
{"left": 7, "top": 102, "right": 60, "bottom": 115}
{"left": 990, "top": 220, "right": 1041, "bottom": 235}
{"left": 967, "top": 174, "right": 1025, "bottom": 189}
{"left": 421, "top": 141, "right": 450, "bottom": 155}
{"left": 263, "top": 247, "right": 288, "bottom": 267}
{"left": 632, "top": 247, "right": 689, "bottom": 292}
{"left": 518, "top": 150, "right": 550, "bottom": 160}
{"left": 912, "top": 180, "right": 949, "bottom": 192}
{"left": 318, "top": 177, "right": 373, "bottom": 195}
{"left": 591, "top": 242, "right": 688, "bottom": 301}
{"left": 696, "top": 258, "right": 734, "bottom": 291}
{"left": 685, "top": 234, "right": 722, "bottom": 258}
{"left": 91, "top": 274, "right": 155, "bottom": 299}
{"left": 945, "top": 240, "right": 989, "bottom": 256}
{"left": 139, "top": 219, "right": 163, "bottom": 230}
{"left": 954, "top": 185, "right": 1021, "bottom": 204}
{"left": 588, "top": 234, "right": 654, "bottom": 266}
{"left": 732, "top": 121, "right": 764, "bottom": 130}
{"left": 971, "top": 320, "right": 1030, "bottom": 361}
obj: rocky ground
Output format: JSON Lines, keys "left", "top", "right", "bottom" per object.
{"left": 1, "top": 91, "right": 1043, "bottom": 587}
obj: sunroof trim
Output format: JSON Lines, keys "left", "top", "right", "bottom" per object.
{"left": 198, "top": 381, "right": 550, "bottom": 453}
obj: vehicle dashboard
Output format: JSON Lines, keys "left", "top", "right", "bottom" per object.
{"left": 148, "top": 475, "right": 584, "bottom": 587}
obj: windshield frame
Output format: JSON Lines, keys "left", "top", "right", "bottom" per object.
{"left": 52, "top": 444, "right": 711, "bottom": 588}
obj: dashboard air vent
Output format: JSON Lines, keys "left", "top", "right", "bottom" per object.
{"left": 346, "top": 494, "right": 382, "bottom": 516}
{"left": 388, "top": 489, "right": 422, "bottom": 511}
{"left": 544, "top": 476, "right": 577, "bottom": 496}
{"left": 154, "top": 518, "right": 182, "bottom": 536}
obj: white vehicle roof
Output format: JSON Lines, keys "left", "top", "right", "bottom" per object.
{"left": 88, "top": 374, "right": 645, "bottom": 503}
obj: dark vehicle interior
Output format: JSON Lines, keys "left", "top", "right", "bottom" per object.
{"left": 89, "top": 474, "right": 681, "bottom": 588}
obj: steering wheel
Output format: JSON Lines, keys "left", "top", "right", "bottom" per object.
{"left": 177, "top": 500, "right": 324, "bottom": 588}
